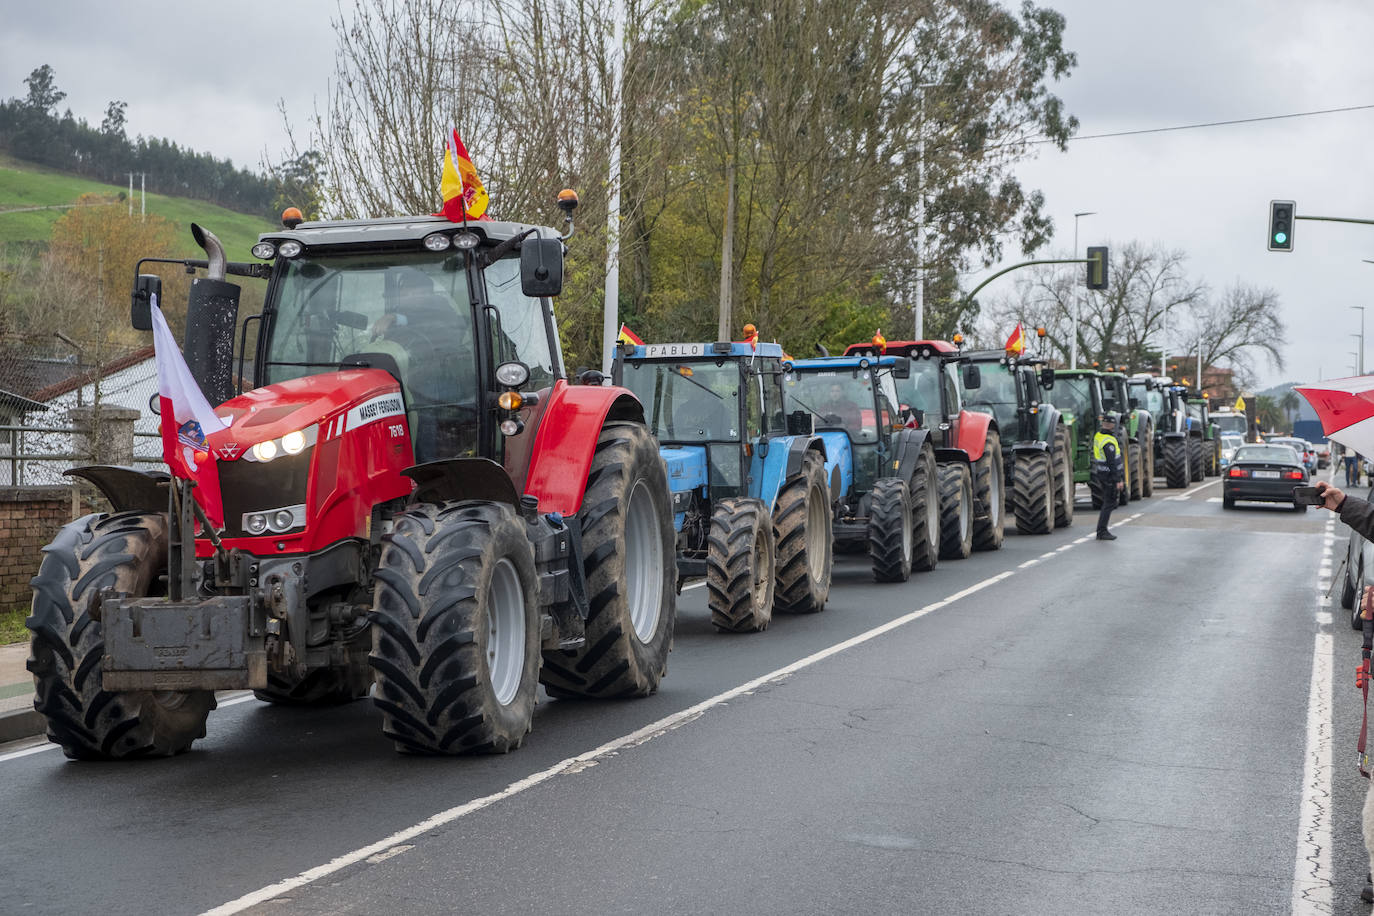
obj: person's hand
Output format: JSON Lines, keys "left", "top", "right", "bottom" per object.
{"left": 1117, "top": 481, "right": 1124, "bottom": 491}
{"left": 1316, "top": 480, "right": 1344, "bottom": 511}
{"left": 1362, "top": 585, "right": 1374, "bottom": 621}
{"left": 370, "top": 313, "right": 399, "bottom": 340}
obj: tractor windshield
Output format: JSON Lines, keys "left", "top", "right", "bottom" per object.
{"left": 1049, "top": 376, "right": 1094, "bottom": 421}
{"left": 962, "top": 361, "right": 1021, "bottom": 439}
{"left": 620, "top": 360, "right": 740, "bottom": 442}
{"left": 1213, "top": 413, "right": 1247, "bottom": 436}
{"left": 892, "top": 358, "right": 943, "bottom": 417}
{"left": 263, "top": 251, "right": 481, "bottom": 461}
{"left": 1101, "top": 378, "right": 1124, "bottom": 415}
{"left": 783, "top": 369, "right": 882, "bottom": 442}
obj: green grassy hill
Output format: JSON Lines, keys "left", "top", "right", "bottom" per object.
{"left": 0, "top": 154, "right": 273, "bottom": 260}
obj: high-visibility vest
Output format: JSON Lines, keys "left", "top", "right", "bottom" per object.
{"left": 1091, "top": 431, "right": 1123, "bottom": 478}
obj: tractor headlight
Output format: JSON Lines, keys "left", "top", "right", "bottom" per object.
{"left": 272, "top": 509, "right": 296, "bottom": 531}
{"left": 252, "top": 440, "right": 278, "bottom": 462}
{"left": 280, "top": 430, "right": 306, "bottom": 455}
{"left": 245, "top": 513, "right": 269, "bottom": 535}
{"left": 278, "top": 240, "right": 304, "bottom": 258}
{"left": 251, "top": 242, "right": 277, "bottom": 260}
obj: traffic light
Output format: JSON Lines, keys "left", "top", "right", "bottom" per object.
{"left": 1268, "top": 200, "right": 1295, "bottom": 251}
{"left": 1086, "top": 246, "right": 1108, "bottom": 290}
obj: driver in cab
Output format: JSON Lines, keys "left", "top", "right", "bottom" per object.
{"left": 817, "top": 377, "right": 875, "bottom": 440}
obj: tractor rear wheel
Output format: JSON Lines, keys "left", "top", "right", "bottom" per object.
{"left": 541, "top": 422, "right": 675, "bottom": 698}
{"left": 910, "top": 441, "right": 940, "bottom": 572}
{"left": 1162, "top": 437, "right": 1189, "bottom": 488}
{"left": 1127, "top": 442, "right": 1143, "bottom": 501}
{"left": 1012, "top": 450, "right": 1054, "bottom": 535}
{"left": 937, "top": 463, "right": 973, "bottom": 560}
{"left": 971, "top": 431, "right": 1005, "bottom": 551}
{"left": 370, "top": 501, "right": 541, "bottom": 754}
{"left": 773, "top": 450, "right": 832, "bottom": 614}
{"left": 1052, "top": 424, "right": 1074, "bottom": 529}
{"left": 26, "top": 512, "right": 216, "bottom": 760}
{"left": 869, "top": 477, "right": 914, "bottom": 582}
{"left": 706, "top": 498, "right": 775, "bottom": 633}
{"left": 1188, "top": 436, "right": 1205, "bottom": 482}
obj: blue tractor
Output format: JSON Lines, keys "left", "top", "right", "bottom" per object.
{"left": 614, "top": 340, "right": 833, "bottom": 632}
{"left": 782, "top": 355, "right": 941, "bottom": 581}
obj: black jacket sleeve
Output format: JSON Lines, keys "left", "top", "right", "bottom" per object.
{"left": 1339, "top": 495, "right": 1374, "bottom": 540}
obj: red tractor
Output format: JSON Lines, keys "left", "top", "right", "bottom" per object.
{"left": 26, "top": 194, "right": 677, "bottom": 758}
{"left": 844, "top": 339, "right": 1003, "bottom": 556}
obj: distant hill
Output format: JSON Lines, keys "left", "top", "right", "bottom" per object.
{"left": 0, "top": 155, "right": 273, "bottom": 261}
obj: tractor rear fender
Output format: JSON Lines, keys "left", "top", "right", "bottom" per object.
{"left": 815, "top": 430, "right": 854, "bottom": 504}
{"left": 751, "top": 435, "right": 826, "bottom": 514}
{"left": 63, "top": 465, "right": 169, "bottom": 514}
{"left": 933, "top": 447, "right": 971, "bottom": 467}
{"left": 952, "top": 410, "right": 994, "bottom": 461}
{"left": 402, "top": 457, "right": 520, "bottom": 507}
{"left": 1035, "top": 405, "right": 1064, "bottom": 441}
{"left": 1011, "top": 441, "right": 1050, "bottom": 456}
{"left": 523, "top": 380, "right": 647, "bottom": 517}
{"left": 890, "top": 428, "right": 934, "bottom": 488}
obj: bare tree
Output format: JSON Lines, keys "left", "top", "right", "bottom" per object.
{"left": 1184, "top": 282, "right": 1285, "bottom": 387}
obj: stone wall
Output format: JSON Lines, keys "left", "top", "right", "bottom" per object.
{"left": 0, "top": 486, "right": 72, "bottom": 610}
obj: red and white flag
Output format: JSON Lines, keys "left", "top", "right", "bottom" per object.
{"left": 150, "top": 294, "right": 228, "bottom": 529}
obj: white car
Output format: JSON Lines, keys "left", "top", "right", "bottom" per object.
{"left": 1219, "top": 433, "right": 1244, "bottom": 468}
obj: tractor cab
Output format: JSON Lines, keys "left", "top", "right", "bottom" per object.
{"left": 959, "top": 349, "right": 1046, "bottom": 444}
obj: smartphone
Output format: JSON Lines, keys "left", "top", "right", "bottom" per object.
{"left": 1293, "top": 485, "right": 1323, "bottom": 506}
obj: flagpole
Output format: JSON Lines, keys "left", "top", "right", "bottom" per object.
{"left": 601, "top": 0, "right": 625, "bottom": 378}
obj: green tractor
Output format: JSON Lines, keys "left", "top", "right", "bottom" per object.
{"left": 1186, "top": 396, "right": 1221, "bottom": 478}
{"left": 1047, "top": 369, "right": 1136, "bottom": 509}
{"left": 1100, "top": 370, "right": 1154, "bottom": 499}
{"left": 1129, "top": 375, "right": 1193, "bottom": 488}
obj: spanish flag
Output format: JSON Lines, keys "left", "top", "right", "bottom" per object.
{"left": 618, "top": 324, "right": 644, "bottom": 346}
{"left": 1004, "top": 323, "right": 1026, "bottom": 356}
{"left": 439, "top": 127, "right": 489, "bottom": 222}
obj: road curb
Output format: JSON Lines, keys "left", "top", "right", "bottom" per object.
{"left": 0, "top": 707, "right": 44, "bottom": 744}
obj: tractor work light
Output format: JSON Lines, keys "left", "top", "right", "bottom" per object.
{"left": 500, "top": 418, "right": 525, "bottom": 436}
{"left": 495, "top": 361, "right": 530, "bottom": 388}
{"left": 423, "top": 232, "right": 452, "bottom": 252}
{"left": 453, "top": 231, "right": 481, "bottom": 250}
{"left": 277, "top": 240, "right": 304, "bottom": 258}
{"left": 251, "top": 242, "right": 277, "bottom": 260}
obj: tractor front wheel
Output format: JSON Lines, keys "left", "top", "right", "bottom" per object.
{"left": 937, "top": 463, "right": 973, "bottom": 560}
{"left": 26, "top": 512, "right": 215, "bottom": 760}
{"left": 773, "top": 450, "right": 833, "bottom": 614}
{"left": 541, "top": 422, "right": 675, "bottom": 698}
{"left": 869, "top": 478, "right": 914, "bottom": 582}
{"left": 1012, "top": 450, "right": 1055, "bottom": 535}
{"left": 1052, "top": 424, "right": 1074, "bottom": 528}
{"left": 1162, "top": 437, "right": 1189, "bottom": 488}
{"left": 706, "top": 498, "right": 776, "bottom": 633}
{"left": 1127, "top": 442, "right": 1143, "bottom": 501}
{"left": 370, "top": 501, "right": 541, "bottom": 754}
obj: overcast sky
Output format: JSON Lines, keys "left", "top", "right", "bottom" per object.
{"left": 3, "top": 0, "right": 1372, "bottom": 391}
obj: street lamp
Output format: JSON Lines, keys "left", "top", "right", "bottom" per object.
{"left": 1353, "top": 304, "right": 1366, "bottom": 375}
{"left": 1071, "top": 211, "right": 1096, "bottom": 369}
{"left": 913, "top": 82, "right": 945, "bottom": 341}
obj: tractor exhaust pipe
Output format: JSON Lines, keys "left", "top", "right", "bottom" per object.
{"left": 184, "top": 222, "right": 241, "bottom": 405}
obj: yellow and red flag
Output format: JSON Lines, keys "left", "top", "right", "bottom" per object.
{"left": 1004, "top": 323, "right": 1026, "bottom": 356}
{"left": 439, "top": 127, "right": 489, "bottom": 222}
{"left": 617, "top": 324, "right": 644, "bottom": 346}
{"left": 872, "top": 329, "right": 887, "bottom": 354}
{"left": 741, "top": 323, "right": 760, "bottom": 350}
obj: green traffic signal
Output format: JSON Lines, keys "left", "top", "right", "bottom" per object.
{"left": 1274, "top": 231, "right": 1287, "bottom": 244}
{"left": 1268, "top": 200, "right": 1295, "bottom": 252}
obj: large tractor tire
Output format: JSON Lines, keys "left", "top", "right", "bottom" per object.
{"left": 937, "top": 463, "right": 974, "bottom": 561}
{"left": 370, "top": 501, "right": 541, "bottom": 755}
{"left": 971, "top": 430, "right": 1005, "bottom": 552}
{"left": 1012, "top": 450, "right": 1054, "bottom": 535}
{"left": 909, "top": 441, "right": 941, "bottom": 572}
{"left": 1162, "top": 437, "right": 1190, "bottom": 488}
{"left": 1140, "top": 431, "right": 1155, "bottom": 497}
{"left": 706, "top": 498, "right": 776, "bottom": 633}
{"left": 1127, "top": 442, "right": 1143, "bottom": 501}
{"left": 868, "top": 477, "right": 914, "bottom": 582}
{"left": 541, "top": 422, "right": 675, "bottom": 698}
{"left": 1188, "top": 436, "right": 1205, "bottom": 482}
{"left": 773, "top": 450, "right": 833, "bottom": 614}
{"left": 1052, "top": 424, "right": 1074, "bottom": 529}
{"left": 254, "top": 653, "right": 372, "bottom": 706}
{"left": 26, "top": 512, "right": 216, "bottom": 760}
{"left": 1206, "top": 439, "right": 1221, "bottom": 477}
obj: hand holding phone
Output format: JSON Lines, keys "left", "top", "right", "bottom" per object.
{"left": 1293, "top": 485, "right": 1322, "bottom": 506}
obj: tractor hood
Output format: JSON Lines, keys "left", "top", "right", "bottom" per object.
{"left": 207, "top": 369, "right": 403, "bottom": 457}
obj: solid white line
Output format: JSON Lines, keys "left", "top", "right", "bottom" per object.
{"left": 201, "top": 547, "right": 1079, "bottom": 915}
{"left": 1291, "top": 568, "right": 1335, "bottom": 912}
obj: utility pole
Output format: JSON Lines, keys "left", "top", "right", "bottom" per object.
{"left": 912, "top": 83, "right": 943, "bottom": 341}
{"left": 128, "top": 173, "right": 133, "bottom": 217}
{"left": 1353, "top": 304, "right": 1366, "bottom": 375}
{"left": 599, "top": 0, "right": 625, "bottom": 376}
{"left": 1071, "top": 210, "right": 1096, "bottom": 368}
{"left": 140, "top": 172, "right": 146, "bottom": 221}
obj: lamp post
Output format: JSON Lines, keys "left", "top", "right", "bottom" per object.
{"left": 1071, "top": 210, "right": 1096, "bottom": 368}
{"left": 1353, "top": 304, "right": 1366, "bottom": 375}
{"left": 912, "top": 82, "right": 944, "bottom": 341}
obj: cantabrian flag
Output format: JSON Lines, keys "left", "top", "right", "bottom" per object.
{"left": 1004, "top": 322, "right": 1026, "bottom": 356}
{"left": 617, "top": 324, "right": 644, "bottom": 346}
{"left": 150, "top": 293, "right": 228, "bottom": 529}
{"left": 439, "top": 127, "right": 489, "bottom": 222}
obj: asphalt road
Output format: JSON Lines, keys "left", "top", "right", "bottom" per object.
{"left": 1, "top": 473, "right": 1364, "bottom": 915}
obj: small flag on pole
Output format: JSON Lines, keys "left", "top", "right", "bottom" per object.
{"left": 438, "top": 127, "right": 489, "bottom": 222}
{"left": 1004, "top": 323, "right": 1026, "bottom": 356}
{"left": 617, "top": 324, "right": 644, "bottom": 346}
{"left": 150, "top": 295, "right": 228, "bottom": 529}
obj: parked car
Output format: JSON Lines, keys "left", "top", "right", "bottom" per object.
{"left": 1341, "top": 486, "right": 1374, "bottom": 630}
{"left": 1219, "top": 433, "right": 1244, "bottom": 469}
{"left": 1316, "top": 442, "right": 1331, "bottom": 469}
{"left": 1222, "top": 443, "right": 1309, "bottom": 510}
{"left": 1266, "top": 436, "right": 1317, "bottom": 474}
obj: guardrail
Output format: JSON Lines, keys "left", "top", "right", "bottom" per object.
{"left": 0, "top": 425, "right": 161, "bottom": 486}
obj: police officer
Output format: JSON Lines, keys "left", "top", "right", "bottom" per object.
{"left": 1092, "top": 414, "right": 1125, "bottom": 540}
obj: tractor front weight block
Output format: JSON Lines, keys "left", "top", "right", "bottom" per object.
{"left": 101, "top": 595, "right": 266, "bottom": 691}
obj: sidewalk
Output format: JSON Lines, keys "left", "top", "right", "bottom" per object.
{"left": 0, "top": 641, "right": 42, "bottom": 744}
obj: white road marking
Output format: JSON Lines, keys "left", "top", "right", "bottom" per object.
{"left": 1292, "top": 540, "right": 1335, "bottom": 913}
{"left": 1017, "top": 560, "right": 1040, "bottom": 569}
{"left": 200, "top": 539, "right": 1091, "bottom": 915}
{"left": 1205, "top": 497, "right": 1222, "bottom": 504}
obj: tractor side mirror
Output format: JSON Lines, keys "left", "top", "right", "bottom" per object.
{"left": 786, "top": 410, "right": 814, "bottom": 436}
{"left": 131, "top": 274, "right": 161, "bottom": 331}
{"left": 890, "top": 356, "right": 910, "bottom": 379}
{"left": 962, "top": 364, "right": 982, "bottom": 390}
{"left": 520, "top": 237, "right": 564, "bottom": 297}
{"left": 1039, "top": 367, "right": 1055, "bottom": 390}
